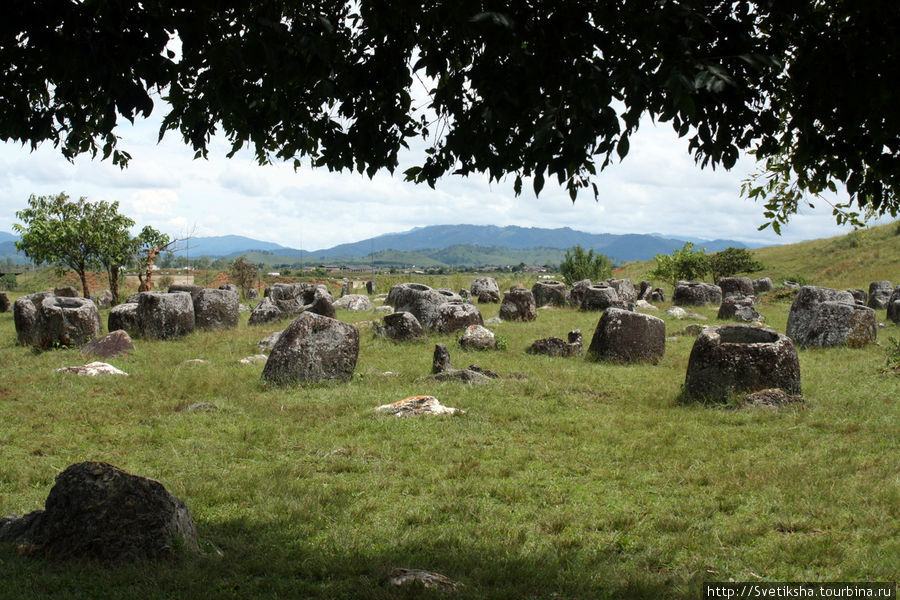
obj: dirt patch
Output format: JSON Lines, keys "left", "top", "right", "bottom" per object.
{"left": 207, "top": 272, "right": 233, "bottom": 288}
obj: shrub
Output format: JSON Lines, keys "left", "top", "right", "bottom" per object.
{"left": 708, "top": 247, "right": 764, "bottom": 282}
{"left": 0, "top": 272, "right": 16, "bottom": 291}
{"left": 648, "top": 242, "right": 709, "bottom": 286}
{"left": 230, "top": 256, "right": 258, "bottom": 298}
{"left": 559, "top": 245, "right": 613, "bottom": 285}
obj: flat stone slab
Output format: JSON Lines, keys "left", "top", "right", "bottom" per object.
{"left": 56, "top": 362, "right": 128, "bottom": 376}
{"left": 376, "top": 396, "right": 463, "bottom": 417}
{"left": 389, "top": 568, "right": 460, "bottom": 591}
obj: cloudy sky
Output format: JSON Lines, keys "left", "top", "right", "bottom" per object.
{"left": 0, "top": 109, "right": 883, "bottom": 253}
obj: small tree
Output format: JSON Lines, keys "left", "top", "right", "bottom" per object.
{"left": 708, "top": 247, "right": 764, "bottom": 283}
{"left": 133, "top": 226, "right": 172, "bottom": 292}
{"left": 91, "top": 202, "right": 137, "bottom": 305}
{"left": 648, "top": 243, "right": 710, "bottom": 286}
{"left": 559, "top": 245, "right": 613, "bottom": 285}
{"left": 14, "top": 193, "right": 133, "bottom": 299}
{"left": 230, "top": 256, "right": 257, "bottom": 298}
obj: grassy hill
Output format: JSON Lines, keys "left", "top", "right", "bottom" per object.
{"left": 618, "top": 220, "right": 900, "bottom": 290}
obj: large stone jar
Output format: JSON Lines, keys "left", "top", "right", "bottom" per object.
{"left": 683, "top": 325, "right": 801, "bottom": 402}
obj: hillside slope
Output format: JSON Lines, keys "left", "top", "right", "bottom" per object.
{"left": 619, "top": 221, "right": 900, "bottom": 290}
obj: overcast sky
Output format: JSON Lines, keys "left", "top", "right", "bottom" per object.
{"left": 0, "top": 110, "right": 884, "bottom": 253}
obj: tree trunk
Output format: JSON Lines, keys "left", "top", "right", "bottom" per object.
{"left": 138, "top": 248, "right": 159, "bottom": 292}
{"left": 79, "top": 270, "right": 90, "bottom": 300}
{"left": 107, "top": 265, "right": 120, "bottom": 305}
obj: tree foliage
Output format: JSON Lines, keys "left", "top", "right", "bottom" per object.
{"left": 92, "top": 203, "right": 137, "bottom": 305}
{"left": 229, "top": 256, "right": 258, "bottom": 298}
{"left": 13, "top": 193, "right": 134, "bottom": 300}
{"left": 2, "top": 2, "right": 897, "bottom": 226}
{"left": 559, "top": 245, "right": 613, "bottom": 286}
{"left": 708, "top": 247, "right": 764, "bottom": 283}
{"left": 648, "top": 243, "right": 710, "bottom": 286}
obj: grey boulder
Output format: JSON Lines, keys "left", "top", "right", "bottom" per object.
{"left": 194, "top": 288, "right": 239, "bottom": 330}
{"left": 0, "top": 461, "right": 198, "bottom": 560}
{"left": 262, "top": 312, "right": 359, "bottom": 384}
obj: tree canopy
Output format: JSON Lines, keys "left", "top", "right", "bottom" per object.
{"left": 707, "top": 247, "right": 763, "bottom": 283}
{"left": 13, "top": 193, "right": 134, "bottom": 299}
{"left": 2, "top": 2, "right": 897, "bottom": 226}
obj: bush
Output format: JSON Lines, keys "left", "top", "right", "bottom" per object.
{"left": 0, "top": 272, "right": 17, "bottom": 291}
{"left": 648, "top": 243, "right": 709, "bottom": 286}
{"left": 559, "top": 245, "right": 613, "bottom": 285}
{"left": 708, "top": 247, "right": 764, "bottom": 282}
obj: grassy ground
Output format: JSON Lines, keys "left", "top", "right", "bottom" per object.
{"left": 1, "top": 251, "right": 898, "bottom": 599}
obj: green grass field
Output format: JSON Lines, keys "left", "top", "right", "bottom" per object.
{"left": 1, "top": 231, "right": 898, "bottom": 599}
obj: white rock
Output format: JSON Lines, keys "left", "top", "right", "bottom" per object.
{"left": 333, "top": 294, "right": 374, "bottom": 311}
{"left": 635, "top": 299, "right": 658, "bottom": 311}
{"left": 56, "top": 362, "right": 128, "bottom": 376}
{"left": 375, "top": 396, "right": 462, "bottom": 417}
{"left": 239, "top": 354, "right": 268, "bottom": 364}
{"left": 665, "top": 306, "right": 688, "bottom": 318}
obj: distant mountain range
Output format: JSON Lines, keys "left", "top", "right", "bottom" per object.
{"left": 0, "top": 231, "right": 24, "bottom": 265}
{"left": 1, "top": 225, "right": 766, "bottom": 267}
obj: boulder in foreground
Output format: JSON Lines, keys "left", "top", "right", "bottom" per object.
{"left": 0, "top": 462, "right": 198, "bottom": 560}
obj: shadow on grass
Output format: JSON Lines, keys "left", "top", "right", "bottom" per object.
{"left": 0, "top": 516, "right": 695, "bottom": 600}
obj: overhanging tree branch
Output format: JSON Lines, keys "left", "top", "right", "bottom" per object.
{"left": 2, "top": 2, "right": 897, "bottom": 226}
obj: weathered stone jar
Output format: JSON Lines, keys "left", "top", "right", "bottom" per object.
{"left": 588, "top": 307, "right": 666, "bottom": 363}
{"left": 683, "top": 324, "right": 801, "bottom": 402}
{"left": 531, "top": 280, "right": 567, "bottom": 307}
{"left": 34, "top": 296, "right": 101, "bottom": 349}
{"left": 786, "top": 285, "right": 876, "bottom": 348}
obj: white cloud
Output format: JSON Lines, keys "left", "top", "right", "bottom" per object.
{"left": 125, "top": 189, "right": 180, "bottom": 217}
{"left": 0, "top": 108, "right": 876, "bottom": 250}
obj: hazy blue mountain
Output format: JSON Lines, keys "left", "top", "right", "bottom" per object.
{"left": 0, "top": 226, "right": 764, "bottom": 267}
{"left": 0, "top": 235, "right": 29, "bottom": 264}
{"left": 185, "top": 235, "right": 292, "bottom": 257}
{"left": 300, "top": 224, "right": 758, "bottom": 263}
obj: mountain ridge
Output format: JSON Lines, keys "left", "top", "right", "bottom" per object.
{"left": 0, "top": 224, "right": 766, "bottom": 266}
